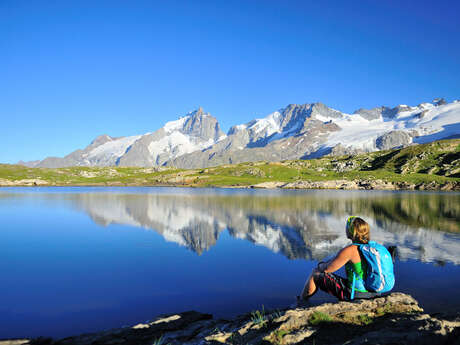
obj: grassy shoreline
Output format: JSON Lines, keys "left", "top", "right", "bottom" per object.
{"left": 1, "top": 139, "right": 459, "bottom": 190}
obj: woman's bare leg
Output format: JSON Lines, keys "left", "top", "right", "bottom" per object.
{"left": 300, "top": 269, "right": 318, "bottom": 300}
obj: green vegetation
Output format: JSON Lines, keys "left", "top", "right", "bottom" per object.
{"left": 151, "top": 335, "right": 170, "bottom": 345}
{"left": 270, "top": 309, "right": 284, "bottom": 320}
{"left": 357, "top": 314, "right": 373, "bottom": 325}
{"left": 211, "top": 326, "right": 221, "bottom": 335}
{"left": 308, "top": 311, "right": 333, "bottom": 325}
{"left": 1, "top": 139, "right": 459, "bottom": 189}
{"left": 251, "top": 306, "right": 268, "bottom": 327}
{"left": 272, "top": 329, "right": 288, "bottom": 344}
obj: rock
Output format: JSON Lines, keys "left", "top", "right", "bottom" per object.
{"left": 281, "top": 179, "right": 360, "bottom": 190}
{"left": 0, "top": 178, "right": 15, "bottom": 186}
{"left": 249, "top": 178, "right": 460, "bottom": 192}
{"left": 329, "top": 144, "right": 364, "bottom": 157}
{"left": 52, "top": 311, "right": 212, "bottom": 345}
{"left": 433, "top": 98, "right": 447, "bottom": 106}
{"left": 376, "top": 130, "right": 412, "bottom": 150}
{"left": 0, "top": 340, "right": 30, "bottom": 345}
{"left": 353, "top": 104, "right": 412, "bottom": 121}
{"left": 9, "top": 293, "right": 459, "bottom": 345}
{"left": 0, "top": 179, "right": 48, "bottom": 186}
{"left": 250, "top": 181, "right": 286, "bottom": 188}
{"left": 353, "top": 107, "right": 385, "bottom": 121}
{"left": 415, "top": 109, "right": 429, "bottom": 119}
{"left": 231, "top": 167, "right": 266, "bottom": 177}
{"left": 331, "top": 159, "right": 358, "bottom": 172}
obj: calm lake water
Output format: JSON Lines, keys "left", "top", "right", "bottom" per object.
{"left": 1, "top": 187, "right": 460, "bottom": 339}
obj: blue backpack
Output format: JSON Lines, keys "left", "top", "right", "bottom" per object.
{"left": 356, "top": 241, "right": 395, "bottom": 293}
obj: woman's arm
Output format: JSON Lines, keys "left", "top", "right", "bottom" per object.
{"left": 323, "top": 245, "right": 354, "bottom": 273}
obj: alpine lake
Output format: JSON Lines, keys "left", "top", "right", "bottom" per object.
{"left": 1, "top": 187, "right": 459, "bottom": 339}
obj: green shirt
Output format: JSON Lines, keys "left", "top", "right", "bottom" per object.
{"left": 345, "top": 260, "right": 368, "bottom": 292}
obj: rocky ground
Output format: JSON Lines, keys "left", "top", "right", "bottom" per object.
{"left": 1, "top": 177, "right": 459, "bottom": 191}
{"left": 3, "top": 293, "right": 459, "bottom": 345}
{"left": 248, "top": 179, "right": 460, "bottom": 191}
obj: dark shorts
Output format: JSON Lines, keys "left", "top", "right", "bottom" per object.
{"left": 312, "top": 271, "right": 351, "bottom": 301}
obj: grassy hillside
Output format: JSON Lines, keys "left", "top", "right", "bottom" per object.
{"left": 1, "top": 139, "right": 459, "bottom": 189}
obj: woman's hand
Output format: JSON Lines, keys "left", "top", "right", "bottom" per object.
{"left": 317, "top": 261, "right": 329, "bottom": 272}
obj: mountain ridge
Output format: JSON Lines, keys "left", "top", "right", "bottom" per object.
{"left": 19, "top": 98, "right": 460, "bottom": 169}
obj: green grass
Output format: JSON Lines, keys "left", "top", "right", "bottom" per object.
{"left": 1, "top": 139, "right": 459, "bottom": 189}
{"left": 308, "top": 311, "right": 332, "bottom": 325}
{"left": 272, "top": 329, "right": 288, "bottom": 344}
{"left": 151, "top": 335, "right": 170, "bottom": 345}
{"left": 251, "top": 306, "right": 268, "bottom": 327}
{"left": 357, "top": 314, "right": 373, "bottom": 325}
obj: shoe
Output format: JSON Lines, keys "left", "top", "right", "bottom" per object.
{"left": 293, "top": 295, "right": 311, "bottom": 308}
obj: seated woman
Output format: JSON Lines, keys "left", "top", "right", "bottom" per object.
{"left": 299, "top": 216, "right": 371, "bottom": 302}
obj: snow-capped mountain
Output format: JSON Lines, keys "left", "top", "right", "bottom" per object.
{"left": 21, "top": 99, "right": 460, "bottom": 168}
{"left": 169, "top": 99, "right": 460, "bottom": 168}
{"left": 31, "top": 107, "right": 225, "bottom": 168}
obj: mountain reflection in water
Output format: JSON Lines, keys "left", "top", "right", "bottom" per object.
{"left": 39, "top": 189, "right": 460, "bottom": 265}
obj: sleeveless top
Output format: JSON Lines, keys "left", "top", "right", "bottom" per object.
{"left": 345, "top": 250, "right": 368, "bottom": 292}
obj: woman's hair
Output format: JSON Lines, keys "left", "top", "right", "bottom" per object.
{"left": 346, "top": 216, "right": 370, "bottom": 244}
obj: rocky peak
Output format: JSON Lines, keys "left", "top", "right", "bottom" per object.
{"left": 278, "top": 103, "right": 343, "bottom": 132}
{"left": 84, "top": 134, "right": 114, "bottom": 152}
{"left": 278, "top": 103, "right": 312, "bottom": 131}
{"left": 354, "top": 104, "right": 412, "bottom": 120}
{"left": 353, "top": 107, "right": 385, "bottom": 120}
{"left": 90, "top": 134, "right": 112, "bottom": 146}
{"left": 181, "top": 108, "right": 224, "bottom": 141}
{"left": 433, "top": 98, "right": 447, "bottom": 106}
{"left": 310, "top": 102, "right": 343, "bottom": 119}
{"left": 382, "top": 105, "right": 415, "bottom": 118}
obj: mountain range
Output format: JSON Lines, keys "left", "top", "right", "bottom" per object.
{"left": 19, "top": 99, "right": 460, "bottom": 169}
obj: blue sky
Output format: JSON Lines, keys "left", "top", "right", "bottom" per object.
{"left": 1, "top": 0, "right": 459, "bottom": 163}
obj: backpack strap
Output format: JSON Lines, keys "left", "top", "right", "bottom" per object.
{"left": 350, "top": 243, "right": 363, "bottom": 300}
{"left": 350, "top": 272, "right": 356, "bottom": 300}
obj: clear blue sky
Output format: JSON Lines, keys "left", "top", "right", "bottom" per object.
{"left": 1, "top": 0, "right": 459, "bottom": 163}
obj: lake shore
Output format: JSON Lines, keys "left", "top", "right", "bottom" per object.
{"left": 1, "top": 178, "right": 459, "bottom": 191}
{"left": 2, "top": 139, "right": 459, "bottom": 191}
{"left": 3, "top": 293, "right": 459, "bottom": 345}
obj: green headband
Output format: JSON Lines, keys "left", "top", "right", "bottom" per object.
{"left": 346, "top": 216, "right": 357, "bottom": 237}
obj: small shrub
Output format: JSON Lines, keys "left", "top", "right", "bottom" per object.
{"left": 251, "top": 305, "right": 268, "bottom": 326}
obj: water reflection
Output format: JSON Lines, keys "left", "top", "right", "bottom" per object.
{"left": 16, "top": 189, "right": 459, "bottom": 265}
{"left": 1, "top": 188, "right": 460, "bottom": 338}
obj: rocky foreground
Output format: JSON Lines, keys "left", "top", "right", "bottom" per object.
{"left": 3, "top": 293, "right": 460, "bottom": 345}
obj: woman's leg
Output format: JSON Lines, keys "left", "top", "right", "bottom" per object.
{"left": 313, "top": 272, "right": 350, "bottom": 301}
{"left": 300, "top": 269, "right": 350, "bottom": 301}
{"left": 300, "top": 269, "right": 319, "bottom": 300}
